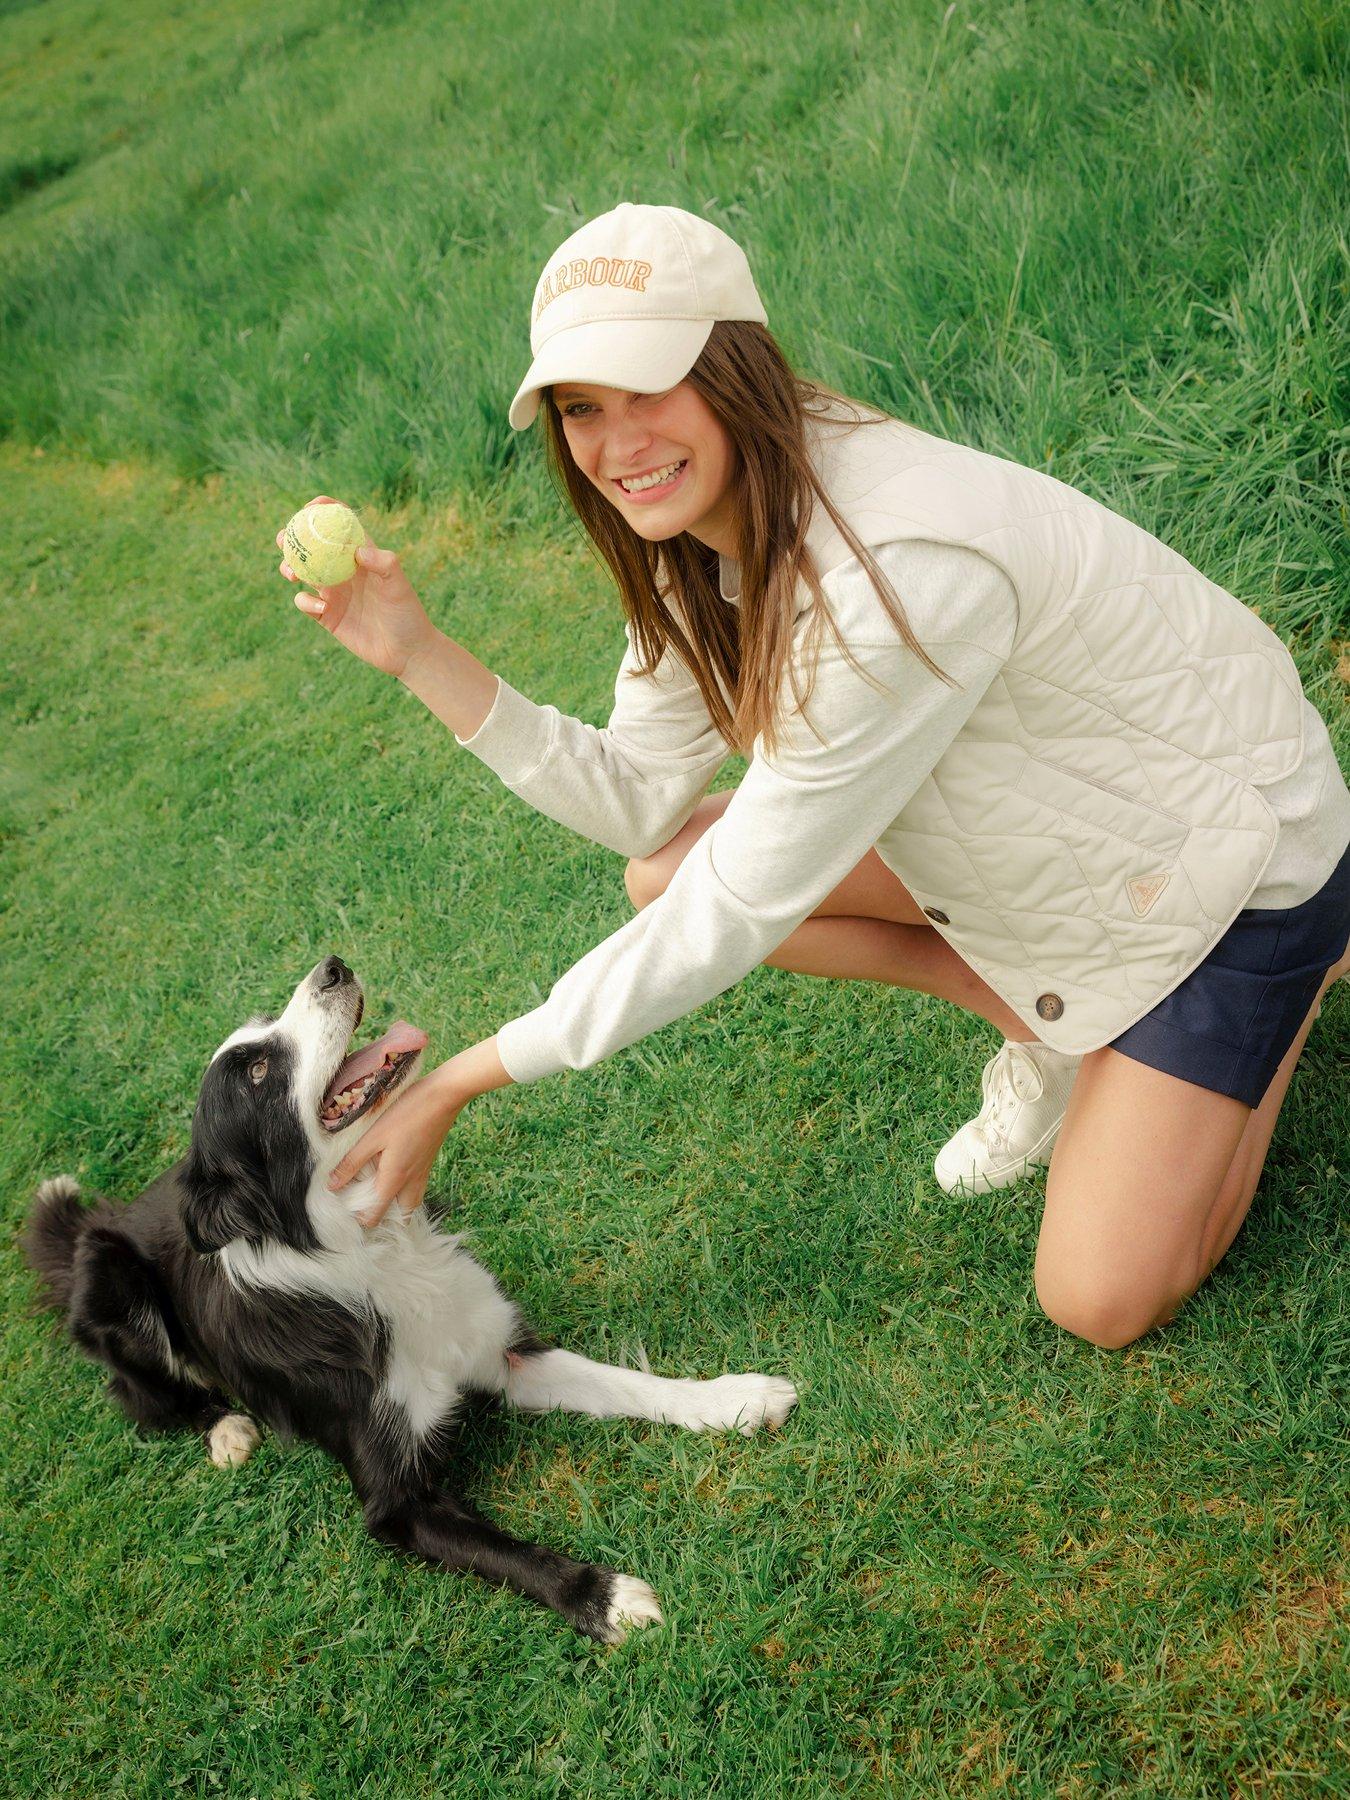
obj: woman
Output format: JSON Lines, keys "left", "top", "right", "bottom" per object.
{"left": 279, "top": 203, "right": 1350, "bottom": 1350}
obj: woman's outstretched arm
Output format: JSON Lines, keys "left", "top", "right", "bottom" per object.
{"left": 491, "top": 544, "right": 1018, "bottom": 1085}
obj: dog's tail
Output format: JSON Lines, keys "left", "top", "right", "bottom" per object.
{"left": 22, "top": 1175, "right": 89, "bottom": 1312}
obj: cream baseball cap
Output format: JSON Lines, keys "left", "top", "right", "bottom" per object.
{"left": 508, "top": 202, "right": 768, "bottom": 431}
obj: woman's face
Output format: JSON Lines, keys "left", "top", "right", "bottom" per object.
{"left": 552, "top": 380, "right": 739, "bottom": 555}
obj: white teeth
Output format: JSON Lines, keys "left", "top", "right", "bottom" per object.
{"left": 332, "top": 1074, "right": 375, "bottom": 1112}
{"left": 323, "top": 1051, "right": 408, "bottom": 1124}
{"left": 619, "top": 459, "right": 686, "bottom": 493}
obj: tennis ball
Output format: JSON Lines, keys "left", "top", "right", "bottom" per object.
{"left": 283, "top": 501, "right": 365, "bottom": 588}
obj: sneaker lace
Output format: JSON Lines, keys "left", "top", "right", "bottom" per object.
{"left": 976, "top": 1040, "right": 1045, "bottom": 1150}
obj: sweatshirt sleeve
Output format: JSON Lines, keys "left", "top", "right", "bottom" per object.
{"left": 494, "top": 540, "right": 1019, "bottom": 1084}
{"left": 453, "top": 623, "right": 728, "bottom": 860}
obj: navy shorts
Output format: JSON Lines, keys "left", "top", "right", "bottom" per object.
{"left": 1107, "top": 833, "right": 1350, "bottom": 1109}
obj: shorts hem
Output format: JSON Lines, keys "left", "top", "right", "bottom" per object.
{"left": 1107, "top": 1014, "right": 1272, "bottom": 1109}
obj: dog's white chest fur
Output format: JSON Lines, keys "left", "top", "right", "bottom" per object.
{"left": 219, "top": 1184, "right": 518, "bottom": 1438}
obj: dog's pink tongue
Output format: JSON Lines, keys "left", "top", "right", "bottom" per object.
{"left": 326, "top": 1021, "right": 428, "bottom": 1098}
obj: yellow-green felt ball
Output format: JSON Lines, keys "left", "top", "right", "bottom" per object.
{"left": 283, "top": 501, "right": 365, "bottom": 588}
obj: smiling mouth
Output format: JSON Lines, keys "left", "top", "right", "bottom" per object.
{"left": 614, "top": 458, "right": 688, "bottom": 494}
{"left": 320, "top": 1018, "right": 429, "bottom": 1131}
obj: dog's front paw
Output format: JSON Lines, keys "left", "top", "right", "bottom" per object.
{"left": 689, "top": 1373, "right": 798, "bottom": 1435}
{"left": 208, "top": 1413, "right": 261, "bottom": 1468}
{"left": 596, "top": 1573, "right": 664, "bottom": 1646}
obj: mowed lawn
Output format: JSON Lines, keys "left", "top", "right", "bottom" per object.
{"left": 3, "top": 1, "right": 1349, "bottom": 1793}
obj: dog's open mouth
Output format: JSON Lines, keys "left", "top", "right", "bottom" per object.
{"left": 320, "top": 1021, "right": 428, "bottom": 1132}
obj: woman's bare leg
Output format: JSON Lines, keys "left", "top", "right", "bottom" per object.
{"left": 635, "top": 801, "right": 1350, "bottom": 1350}
{"left": 1035, "top": 939, "right": 1350, "bottom": 1348}
{"left": 624, "top": 791, "right": 1036, "bottom": 1042}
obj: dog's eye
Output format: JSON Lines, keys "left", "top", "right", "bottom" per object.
{"left": 249, "top": 1059, "right": 268, "bottom": 1084}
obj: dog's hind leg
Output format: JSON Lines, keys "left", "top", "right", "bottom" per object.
{"left": 365, "top": 1485, "right": 662, "bottom": 1644}
{"left": 501, "top": 1345, "right": 798, "bottom": 1436}
{"left": 67, "top": 1223, "right": 258, "bottom": 1463}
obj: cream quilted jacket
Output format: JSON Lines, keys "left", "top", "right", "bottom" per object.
{"left": 802, "top": 407, "right": 1308, "bottom": 1052}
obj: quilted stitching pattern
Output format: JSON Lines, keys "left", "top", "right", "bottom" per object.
{"left": 806, "top": 413, "right": 1305, "bottom": 1053}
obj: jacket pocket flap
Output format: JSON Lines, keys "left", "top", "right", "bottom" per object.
{"left": 1016, "top": 755, "right": 1190, "bottom": 857}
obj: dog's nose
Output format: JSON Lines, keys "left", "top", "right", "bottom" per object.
{"left": 317, "top": 955, "right": 353, "bottom": 991}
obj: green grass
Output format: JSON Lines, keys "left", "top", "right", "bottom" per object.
{"left": 3, "top": 0, "right": 1349, "bottom": 1793}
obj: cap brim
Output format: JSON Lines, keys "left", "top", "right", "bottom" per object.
{"left": 508, "top": 316, "right": 716, "bottom": 430}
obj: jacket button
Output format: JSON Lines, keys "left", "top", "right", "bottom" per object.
{"left": 1036, "top": 993, "right": 1064, "bottom": 1021}
{"left": 923, "top": 907, "right": 949, "bottom": 924}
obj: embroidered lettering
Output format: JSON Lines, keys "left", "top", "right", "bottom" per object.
{"left": 1126, "top": 872, "right": 1169, "bottom": 918}
{"left": 534, "top": 256, "right": 653, "bottom": 324}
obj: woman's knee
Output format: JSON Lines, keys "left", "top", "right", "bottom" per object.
{"left": 1033, "top": 1258, "right": 1178, "bottom": 1351}
{"left": 624, "top": 850, "right": 670, "bottom": 910}
{"left": 624, "top": 827, "right": 697, "bottom": 908}
{"left": 623, "top": 792, "right": 731, "bottom": 911}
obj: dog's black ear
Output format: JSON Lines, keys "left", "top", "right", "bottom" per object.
{"left": 180, "top": 1147, "right": 271, "bottom": 1255}
{"left": 181, "top": 1046, "right": 319, "bottom": 1254}
{"left": 181, "top": 1102, "right": 319, "bottom": 1256}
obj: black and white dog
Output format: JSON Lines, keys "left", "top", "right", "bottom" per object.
{"left": 24, "top": 955, "right": 797, "bottom": 1643}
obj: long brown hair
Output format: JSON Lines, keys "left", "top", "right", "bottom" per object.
{"left": 538, "top": 320, "right": 959, "bottom": 757}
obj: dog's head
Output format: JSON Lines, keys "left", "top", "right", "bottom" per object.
{"left": 181, "top": 955, "right": 428, "bottom": 1254}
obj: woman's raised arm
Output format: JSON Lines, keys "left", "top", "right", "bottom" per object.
{"left": 277, "top": 500, "right": 499, "bottom": 739}
{"left": 279, "top": 505, "right": 725, "bottom": 858}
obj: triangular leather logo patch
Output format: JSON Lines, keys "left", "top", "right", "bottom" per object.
{"left": 1127, "top": 872, "right": 1169, "bottom": 918}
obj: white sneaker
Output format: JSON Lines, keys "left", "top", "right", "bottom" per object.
{"left": 933, "top": 1038, "right": 1083, "bottom": 1196}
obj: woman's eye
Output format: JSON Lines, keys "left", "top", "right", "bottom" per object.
{"left": 249, "top": 1059, "right": 268, "bottom": 1084}
{"left": 563, "top": 402, "right": 593, "bottom": 417}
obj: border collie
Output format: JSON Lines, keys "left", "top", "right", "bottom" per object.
{"left": 24, "top": 955, "right": 797, "bottom": 1643}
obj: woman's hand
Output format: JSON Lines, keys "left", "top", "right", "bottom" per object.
{"left": 326, "top": 1067, "right": 466, "bottom": 1226}
{"left": 276, "top": 495, "right": 438, "bottom": 680}
{"left": 326, "top": 1039, "right": 515, "bottom": 1228}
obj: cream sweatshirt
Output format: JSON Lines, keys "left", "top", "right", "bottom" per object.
{"left": 456, "top": 539, "right": 1350, "bottom": 1085}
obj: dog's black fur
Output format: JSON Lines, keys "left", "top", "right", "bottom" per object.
{"left": 24, "top": 956, "right": 795, "bottom": 1642}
